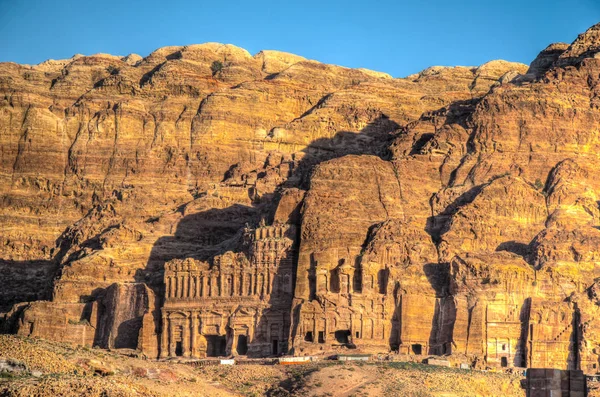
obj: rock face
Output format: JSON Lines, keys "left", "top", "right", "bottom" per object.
{"left": 160, "top": 223, "right": 297, "bottom": 358}
{"left": 4, "top": 23, "right": 600, "bottom": 373}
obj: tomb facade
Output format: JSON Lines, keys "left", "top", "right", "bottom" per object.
{"left": 159, "top": 223, "right": 296, "bottom": 358}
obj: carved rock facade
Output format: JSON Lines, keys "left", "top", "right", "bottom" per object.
{"left": 160, "top": 224, "right": 296, "bottom": 358}
{"left": 5, "top": 23, "right": 600, "bottom": 374}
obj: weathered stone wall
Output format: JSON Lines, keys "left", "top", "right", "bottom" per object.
{"left": 4, "top": 22, "right": 600, "bottom": 373}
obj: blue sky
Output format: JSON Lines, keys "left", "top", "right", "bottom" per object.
{"left": 1, "top": 0, "right": 599, "bottom": 77}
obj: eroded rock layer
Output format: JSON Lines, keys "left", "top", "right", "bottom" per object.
{"left": 4, "top": 23, "right": 600, "bottom": 372}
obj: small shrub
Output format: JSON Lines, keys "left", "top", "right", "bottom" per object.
{"left": 67, "top": 319, "right": 91, "bottom": 326}
{"left": 106, "top": 65, "right": 119, "bottom": 75}
{"left": 211, "top": 60, "right": 224, "bottom": 76}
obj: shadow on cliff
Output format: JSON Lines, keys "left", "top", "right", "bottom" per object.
{"left": 0, "top": 259, "right": 56, "bottom": 332}
{"left": 141, "top": 113, "right": 400, "bottom": 285}
{"left": 424, "top": 263, "right": 455, "bottom": 355}
{"left": 140, "top": 204, "right": 259, "bottom": 287}
{"left": 136, "top": 115, "right": 401, "bottom": 356}
{"left": 286, "top": 114, "right": 400, "bottom": 189}
{"left": 0, "top": 260, "right": 56, "bottom": 312}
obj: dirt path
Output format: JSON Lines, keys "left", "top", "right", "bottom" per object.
{"left": 337, "top": 371, "right": 379, "bottom": 397}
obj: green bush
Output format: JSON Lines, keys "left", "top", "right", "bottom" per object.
{"left": 211, "top": 60, "right": 224, "bottom": 75}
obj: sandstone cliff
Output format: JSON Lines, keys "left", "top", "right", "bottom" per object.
{"left": 3, "top": 23, "right": 600, "bottom": 373}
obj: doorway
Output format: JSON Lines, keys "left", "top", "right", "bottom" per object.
{"left": 411, "top": 344, "right": 422, "bottom": 355}
{"left": 272, "top": 340, "right": 279, "bottom": 355}
{"left": 206, "top": 335, "right": 227, "bottom": 357}
{"left": 237, "top": 335, "right": 248, "bottom": 355}
{"left": 335, "top": 330, "right": 351, "bottom": 345}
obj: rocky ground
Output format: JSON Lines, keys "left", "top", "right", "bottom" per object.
{"left": 0, "top": 335, "right": 525, "bottom": 396}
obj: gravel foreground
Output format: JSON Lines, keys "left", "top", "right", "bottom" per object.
{"left": 0, "top": 335, "right": 530, "bottom": 396}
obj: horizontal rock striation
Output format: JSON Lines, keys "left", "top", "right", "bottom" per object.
{"left": 3, "top": 23, "right": 600, "bottom": 373}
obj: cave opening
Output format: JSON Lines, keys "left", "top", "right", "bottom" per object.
{"left": 175, "top": 341, "right": 183, "bottom": 356}
{"left": 236, "top": 335, "right": 248, "bottom": 355}
{"left": 335, "top": 330, "right": 351, "bottom": 345}
{"left": 305, "top": 331, "right": 314, "bottom": 342}
{"left": 412, "top": 344, "right": 422, "bottom": 355}
{"left": 318, "top": 331, "right": 325, "bottom": 343}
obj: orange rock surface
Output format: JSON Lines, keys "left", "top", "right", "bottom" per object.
{"left": 3, "top": 23, "right": 600, "bottom": 373}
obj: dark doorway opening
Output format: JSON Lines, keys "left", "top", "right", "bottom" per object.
{"left": 272, "top": 340, "right": 279, "bottom": 355}
{"left": 442, "top": 343, "right": 450, "bottom": 355}
{"left": 412, "top": 344, "right": 422, "bottom": 355}
{"left": 390, "top": 329, "right": 400, "bottom": 351}
{"left": 206, "top": 335, "right": 227, "bottom": 357}
{"left": 318, "top": 331, "right": 325, "bottom": 343}
{"left": 330, "top": 269, "right": 340, "bottom": 293}
{"left": 175, "top": 341, "right": 183, "bottom": 357}
{"left": 305, "top": 331, "right": 314, "bottom": 342}
{"left": 236, "top": 335, "right": 248, "bottom": 355}
{"left": 501, "top": 357, "right": 508, "bottom": 367}
{"left": 353, "top": 267, "right": 362, "bottom": 293}
{"left": 335, "top": 330, "right": 351, "bottom": 345}
{"left": 378, "top": 269, "right": 389, "bottom": 294}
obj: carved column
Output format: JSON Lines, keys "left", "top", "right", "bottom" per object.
{"left": 347, "top": 269, "right": 354, "bottom": 294}
{"left": 231, "top": 328, "right": 238, "bottom": 356}
{"left": 168, "top": 319, "right": 176, "bottom": 357}
{"left": 183, "top": 315, "right": 191, "bottom": 357}
{"left": 259, "top": 273, "right": 265, "bottom": 297}
{"left": 160, "top": 313, "right": 169, "bottom": 358}
{"left": 339, "top": 272, "right": 348, "bottom": 294}
{"left": 317, "top": 268, "right": 328, "bottom": 294}
{"left": 191, "top": 314, "right": 198, "bottom": 357}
